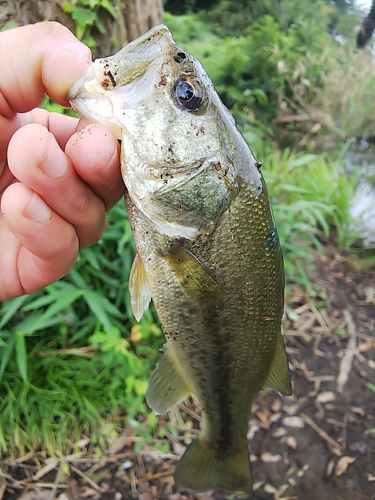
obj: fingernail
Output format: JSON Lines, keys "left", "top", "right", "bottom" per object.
{"left": 39, "top": 135, "right": 68, "bottom": 178}
{"left": 24, "top": 193, "right": 52, "bottom": 223}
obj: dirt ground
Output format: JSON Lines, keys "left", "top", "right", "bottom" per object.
{"left": 1, "top": 245, "right": 375, "bottom": 500}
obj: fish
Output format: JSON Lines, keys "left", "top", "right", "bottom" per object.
{"left": 68, "top": 24, "right": 292, "bottom": 495}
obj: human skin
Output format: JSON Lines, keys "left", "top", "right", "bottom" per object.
{"left": 0, "top": 22, "right": 124, "bottom": 301}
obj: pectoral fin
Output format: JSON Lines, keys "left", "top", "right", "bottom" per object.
{"left": 162, "top": 242, "right": 224, "bottom": 303}
{"left": 263, "top": 333, "right": 292, "bottom": 396}
{"left": 129, "top": 253, "right": 152, "bottom": 322}
{"left": 146, "top": 345, "right": 192, "bottom": 414}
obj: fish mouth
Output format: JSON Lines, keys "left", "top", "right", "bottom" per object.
{"left": 112, "top": 23, "right": 175, "bottom": 62}
{"left": 68, "top": 64, "right": 122, "bottom": 137}
{"left": 68, "top": 24, "right": 177, "bottom": 139}
{"left": 68, "top": 23, "right": 175, "bottom": 102}
{"left": 68, "top": 64, "right": 110, "bottom": 101}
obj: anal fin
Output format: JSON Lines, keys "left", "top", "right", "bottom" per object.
{"left": 146, "top": 345, "right": 192, "bottom": 414}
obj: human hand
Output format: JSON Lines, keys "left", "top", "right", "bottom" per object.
{"left": 0, "top": 22, "right": 123, "bottom": 301}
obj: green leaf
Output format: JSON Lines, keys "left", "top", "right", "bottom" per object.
{"left": 94, "top": 17, "right": 106, "bottom": 34}
{"left": 0, "top": 332, "right": 15, "bottom": 379}
{"left": 82, "top": 34, "right": 97, "bottom": 51}
{"left": 81, "top": 0, "right": 101, "bottom": 8}
{"left": 67, "top": 268, "right": 88, "bottom": 289}
{"left": 22, "top": 293, "right": 56, "bottom": 312}
{"left": 61, "top": 1, "right": 74, "bottom": 14}
{"left": 251, "top": 88, "right": 268, "bottom": 105}
{"left": 72, "top": 8, "right": 97, "bottom": 27}
{"left": 0, "top": 295, "right": 29, "bottom": 329}
{"left": 133, "top": 378, "right": 148, "bottom": 396}
{"left": 0, "top": 22, "right": 19, "bottom": 31}
{"left": 101, "top": 0, "right": 117, "bottom": 18}
{"left": 81, "top": 247, "right": 101, "bottom": 271}
{"left": 83, "top": 290, "right": 116, "bottom": 335}
{"left": 15, "top": 333, "right": 27, "bottom": 381}
{"left": 287, "top": 154, "right": 318, "bottom": 169}
{"left": 13, "top": 313, "right": 63, "bottom": 335}
{"left": 40, "top": 289, "right": 83, "bottom": 321}
{"left": 76, "top": 24, "right": 86, "bottom": 41}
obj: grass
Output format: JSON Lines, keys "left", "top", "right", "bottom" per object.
{"left": 0, "top": 202, "right": 163, "bottom": 455}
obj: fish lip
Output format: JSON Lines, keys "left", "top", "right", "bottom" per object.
{"left": 68, "top": 64, "right": 123, "bottom": 138}
{"left": 67, "top": 25, "right": 175, "bottom": 117}
{"left": 109, "top": 24, "right": 175, "bottom": 60}
{"left": 68, "top": 64, "right": 96, "bottom": 101}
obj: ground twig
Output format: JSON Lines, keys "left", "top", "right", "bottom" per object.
{"left": 300, "top": 413, "right": 342, "bottom": 456}
{"left": 337, "top": 310, "right": 357, "bottom": 393}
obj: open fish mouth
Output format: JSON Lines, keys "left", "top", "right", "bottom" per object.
{"left": 68, "top": 65, "right": 123, "bottom": 140}
{"left": 68, "top": 24, "right": 178, "bottom": 138}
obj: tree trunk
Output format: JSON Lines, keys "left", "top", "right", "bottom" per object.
{"left": 0, "top": 0, "right": 164, "bottom": 56}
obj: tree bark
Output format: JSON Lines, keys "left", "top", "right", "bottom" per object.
{"left": 0, "top": 0, "right": 164, "bottom": 56}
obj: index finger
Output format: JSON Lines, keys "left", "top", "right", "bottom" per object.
{"left": 0, "top": 22, "right": 92, "bottom": 117}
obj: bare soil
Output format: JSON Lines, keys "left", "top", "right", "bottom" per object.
{"left": 1, "top": 246, "right": 375, "bottom": 500}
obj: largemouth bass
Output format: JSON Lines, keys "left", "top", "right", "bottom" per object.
{"left": 68, "top": 24, "right": 292, "bottom": 495}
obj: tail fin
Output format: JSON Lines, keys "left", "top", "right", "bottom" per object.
{"left": 174, "top": 438, "right": 252, "bottom": 495}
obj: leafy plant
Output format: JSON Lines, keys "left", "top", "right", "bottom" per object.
{"left": 62, "top": 0, "right": 117, "bottom": 50}
{"left": 165, "top": 4, "right": 372, "bottom": 149}
{"left": 262, "top": 147, "right": 358, "bottom": 289}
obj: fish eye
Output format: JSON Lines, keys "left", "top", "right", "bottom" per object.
{"left": 172, "top": 77, "right": 205, "bottom": 112}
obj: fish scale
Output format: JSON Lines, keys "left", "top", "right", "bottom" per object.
{"left": 68, "top": 23, "right": 292, "bottom": 494}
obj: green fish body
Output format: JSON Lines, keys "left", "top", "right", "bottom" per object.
{"left": 68, "top": 24, "right": 291, "bottom": 495}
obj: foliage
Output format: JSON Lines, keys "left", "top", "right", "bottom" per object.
{"left": 263, "top": 147, "right": 358, "bottom": 291}
{"left": 165, "top": 0, "right": 362, "bottom": 38}
{"left": 0, "top": 23, "right": 19, "bottom": 32}
{"left": 164, "top": 2, "right": 373, "bottom": 148}
{"left": 62, "top": 0, "right": 117, "bottom": 50}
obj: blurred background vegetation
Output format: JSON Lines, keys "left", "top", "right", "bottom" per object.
{"left": 1, "top": 0, "right": 375, "bottom": 456}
